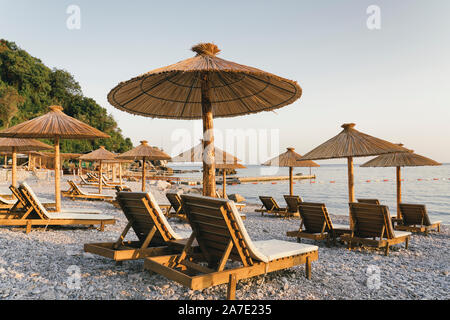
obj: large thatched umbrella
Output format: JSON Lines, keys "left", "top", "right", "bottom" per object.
{"left": 171, "top": 140, "right": 245, "bottom": 197}
{"left": 0, "top": 138, "right": 52, "bottom": 187}
{"left": 263, "top": 147, "right": 319, "bottom": 195}
{"left": 79, "top": 146, "right": 117, "bottom": 193}
{"left": 0, "top": 106, "right": 110, "bottom": 211}
{"left": 107, "top": 43, "right": 302, "bottom": 197}
{"left": 361, "top": 144, "right": 441, "bottom": 218}
{"left": 117, "top": 140, "right": 171, "bottom": 191}
{"left": 300, "top": 123, "right": 409, "bottom": 221}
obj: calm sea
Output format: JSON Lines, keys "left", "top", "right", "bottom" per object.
{"left": 169, "top": 163, "right": 450, "bottom": 224}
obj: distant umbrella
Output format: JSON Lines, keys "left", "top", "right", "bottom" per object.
{"left": 79, "top": 146, "right": 117, "bottom": 193}
{"left": 300, "top": 123, "right": 409, "bottom": 223}
{"left": 108, "top": 43, "right": 302, "bottom": 197}
{"left": 263, "top": 147, "right": 319, "bottom": 195}
{"left": 0, "top": 105, "right": 110, "bottom": 211}
{"left": 361, "top": 144, "right": 441, "bottom": 217}
{"left": 0, "top": 138, "right": 52, "bottom": 187}
{"left": 117, "top": 140, "right": 171, "bottom": 191}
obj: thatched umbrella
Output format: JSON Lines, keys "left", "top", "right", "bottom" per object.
{"left": 171, "top": 140, "right": 245, "bottom": 198}
{"left": 361, "top": 144, "right": 441, "bottom": 218}
{"left": 79, "top": 146, "right": 117, "bottom": 193}
{"left": 107, "top": 43, "right": 302, "bottom": 197}
{"left": 263, "top": 147, "right": 319, "bottom": 195}
{"left": 0, "top": 106, "right": 110, "bottom": 211}
{"left": 300, "top": 123, "right": 409, "bottom": 221}
{"left": 117, "top": 140, "right": 171, "bottom": 191}
{"left": 0, "top": 138, "right": 52, "bottom": 187}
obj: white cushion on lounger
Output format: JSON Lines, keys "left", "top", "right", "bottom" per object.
{"left": 253, "top": 239, "right": 318, "bottom": 261}
{"left": 44, "top": 211, "right": 112, "bottom": 220}
{"left": 227, "top": 200, "right": 317, "bottom": 263}
{"left": 332, "top": 224, "right": 350, "bottom": 230}
{"left": 146, "top": 192, "right": 183, "bottom": 240}
{"left": 393, "top": 231, "right": 411, "bottom": 238}
{"left": 0, "top": 196, "right": 16, "bottom": 205}
{"left": 60, "top": 208, "right": 101, "bottom": 214}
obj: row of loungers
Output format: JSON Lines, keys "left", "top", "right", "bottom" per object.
{"left": 259, "top": 195, "right": 442, "bottom": 233}
{"left": 84, "top": 192, "right": 319, "bottom": 299}
{"left": 0, "top": 182, "right": 115, "bottom": 233}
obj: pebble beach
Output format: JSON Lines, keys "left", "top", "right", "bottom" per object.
{"left": 0, "top": 178, "right": 448, "bottom": 300}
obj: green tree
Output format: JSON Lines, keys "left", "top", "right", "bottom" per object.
{"left": 0, "top": 85, "right": 25, "bottom": 128}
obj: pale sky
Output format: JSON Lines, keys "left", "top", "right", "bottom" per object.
{"left": 1, "top": 0, "right": 449, "bottom": 163}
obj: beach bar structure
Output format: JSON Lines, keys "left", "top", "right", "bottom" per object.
{"left": 107, "top": 43, "right": 302, "bottom": 197}
{"left": 0, "top": 106, "right": 110, "bottom": 211}
{"left": 360, "top": 144, "right": 441, "bottom": 218}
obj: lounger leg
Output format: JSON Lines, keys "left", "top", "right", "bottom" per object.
{"left": 227, "top": 274, "right": 237, "bottom": 300}
{"left": 437, "top": 224, "right": 441, "bottom": 232}
{"left": 26, "top": 221, "right": 32, "bottom": 234}
{"left": 305, "top": 257, "right": 311, "bottom": 280}
{"left": 384, "top": 245, "right": 390, "bottom": 256}
{"left": 296, "top": 237, "right": 301, "bottom": 243}
{"left": 405, "top": 237, "right": 409, "bottom": 250}
{"left": 99, "top": 221, "right": 105, "bottom": 232}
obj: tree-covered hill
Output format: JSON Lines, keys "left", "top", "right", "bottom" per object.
{"left": 0, "top": 39, "right": 133, "bottom": 153}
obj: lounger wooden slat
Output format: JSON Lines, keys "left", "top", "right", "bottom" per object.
{"left": 287, "top": 202, "right": 350, "bottom": 244}
{"left": 144, "top": 194, "right": 319, "bottom": 299}
{"left": 0, "top": 183, "right": 115, "bottom": 233}
{"left": 84, "top": 191, "right": 196, "bottom": 262}
{"left": 283, "top": 195, "right": 303, "bottom": 217}
{"left": 340, "top": 203, "right": 411, "bottom": 256}
{"left": 396, "top": 203, "right": 441, "bottom": 233}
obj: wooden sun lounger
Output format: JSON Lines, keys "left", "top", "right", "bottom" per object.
{"left": 144, "top": 194, "right": 318, "bottom": 299}
{"left": 62, "top": 180, "right": 114, "bottom": 201}
{"left": 115, "top": 185, "right": 132, "bottom": 192}
{"left": 79, "top": 175, "right": 98, "bottom": 186}
{"left": 84, "top": 192, "right": 195, "bottom": 262}
{"left": 340, "top": 203, "right": 411, "bottom": 256}
{"left": 255, "top": 196, "right": 288, "bottom": 217}
{"left": 283, "top": 195, "right": 303, "bottom": 217}
{"left": 396, "top": 203, "right": 441, "bottom": 233}
{"left": 286, "top": 202, "right": 350, "bottom": 244}
{"left": 166, "top": 192, "right": 187, "bottom": 220}
{"left": 0, "top": 183, "right": 115, "bottom": 233}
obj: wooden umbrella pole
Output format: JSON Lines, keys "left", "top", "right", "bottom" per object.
{"left": 201, "top": 72, "right": 216, "bottom": 197}
{"left": 28, "top": 153, "right": 31, "bottom": 170}
{"left": 98, "top": 160, "right": 103, "bottom": 194}
{"left": 347, "top": 156, "right": 354, "bottom": 225}
{"left": 54, "top": 137, "right": 61, "bottom": 212}
{"left": 289, "top": 166, "right": 294, "bottom": 196}
{"left": 119, "top": 163, "right": 123, "bottom": 187}
{"left": 12, "top": 147, "right": 17, "bottom": 187}
{"left": 223, "top": 170, "right": 227, "bottom": 199}
{"left": 396, "top": 166, "right": 402, "bottom": 219}
{"left": 142, "top": 157, "right": 146, "bottom": 192}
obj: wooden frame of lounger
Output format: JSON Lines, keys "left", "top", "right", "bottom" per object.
{"left": 0, "top": 184, "right": 115, "bottom": 233}
{"left": 255, "top": 196, "right": 287, "bottom": 217}
{"left": 166, "top": 192, "right": 187, "bottom": 220}
{"left": 144, "top": 194, "right": 318, "bottom": 299}
{"left": 396, "top": 203, "right": 441, "bottom": 233}
{"left": 357, "top": 199, "right": 380, "bottom": 205}
{"left": 283, "top": 195, "right": 303, "bottom": 217}
{"left": 84, "top": 192, "right": 193, "bottom": 262}
{"left": 286, "top": 202, "right": 350, "bottom": 244}
{"left": 341, "top": 203, "right": 411, "bottom": 256}
{"left": 62, "top": 180, "right": 114, "bottom": 201}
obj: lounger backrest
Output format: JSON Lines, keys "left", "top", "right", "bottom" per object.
{"left": 283, "top": 195, "right": 303, "bottom": 213}
{"left": 9, "top": 185, "right": 26, "bottom": 206}
{"left": 181, "top": 194, "right": 268, "bottom": 265}
{"left": 259, "top": 196, "right": 279, "bottom": 210}
{"left": 68, "top": 180, "right": 83, "bottom": 195}
{"left": 298, "top": 202, "right": 332, "bottom": 233}
{"left": 349, "top": 203, "right": 395, "bottom": 239}
{"left": 357, "top": 199, "right": 380, "bottom": 205}
{"left": 399, "top": 203, "right": 431, "bottom": 226}
{"left": 19, "top": 183, "right": 49, "bottom": 219}
{"left": 166, "top": 192, "right": 183, "bottom": 213}
{"left": 116, "top": 192, "right": 180, "bottom": 245}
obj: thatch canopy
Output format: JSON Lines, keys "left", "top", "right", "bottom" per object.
{"left": 0, "top": 138, "right": 52, "bottom": 152}
{"left": 79, "top": 146, "right": 117, "bottom": 161}
{"left": 107, "top": 43, "right": 302, "bottom": 119}
{"left": 300, "top": 123, "right": 409, "bottom": 160}
{"left": 216, "top": 163, "right": 246, "bottom": 169}
{"left": 117, "top": 140, "right": 171, "bottom": 160}
{"left": 0, "top": 105, "right": 110, "bottom": 139}
{"left": 171, "top": 140, "right": 241, "bottom": 164}
{"left": 360, "top": 145, "right": 441, "bottom": 168}
{"left": 263, "top": 147, "right": 319, "bottom": 168}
